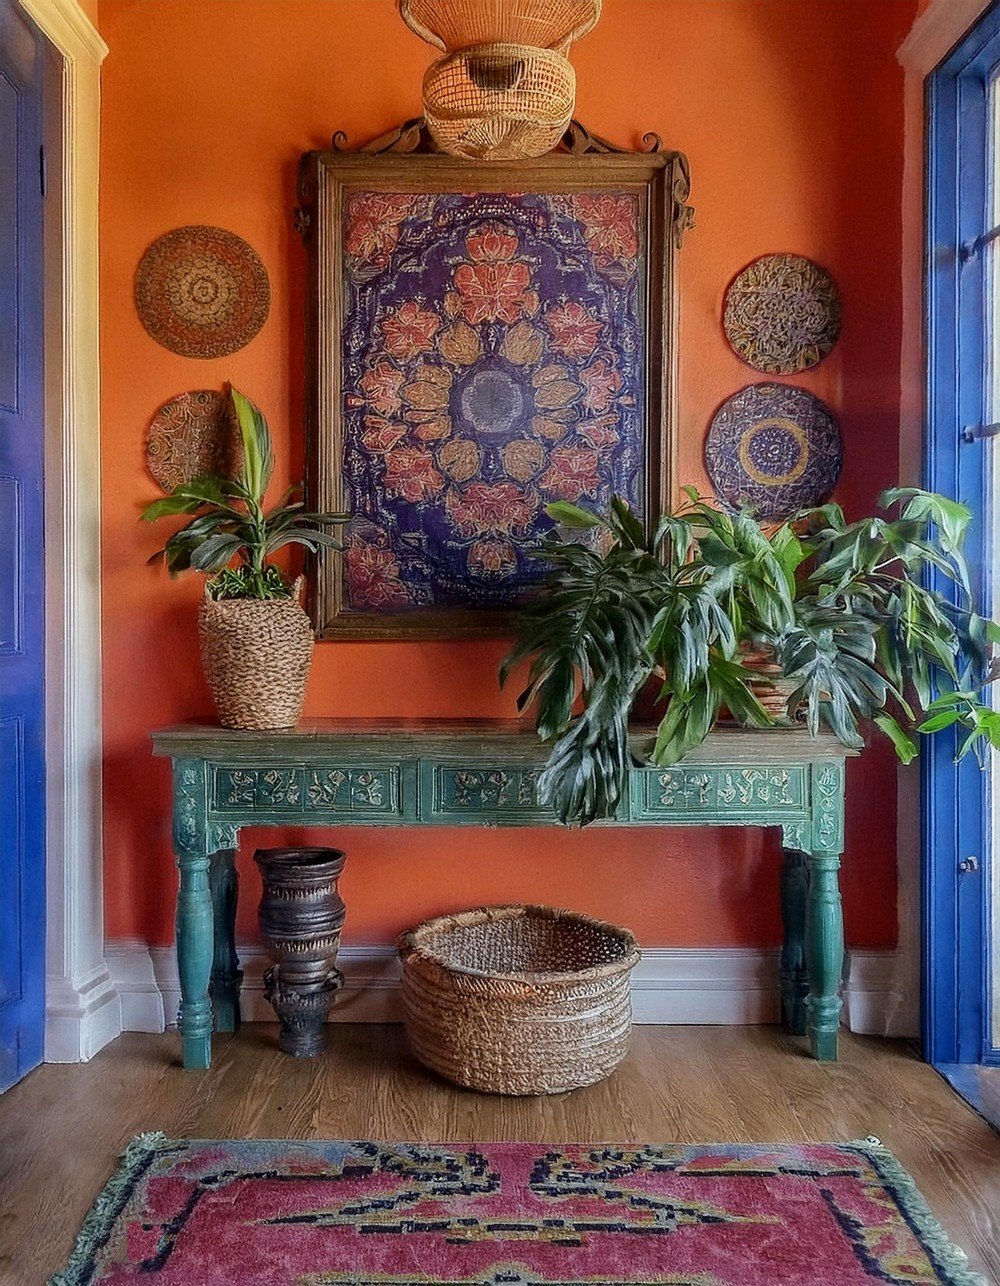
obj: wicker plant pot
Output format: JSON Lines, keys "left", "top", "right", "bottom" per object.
{"left": 398, "top": 904, "right": 640, "bottom": 1095}
{"left": 739, "top": 643, "right": 800, "bottom": 722}
{"left": 198, "top": 576, "right": 313, "bottom": 730}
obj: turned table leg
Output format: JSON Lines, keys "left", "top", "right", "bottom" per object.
{"left": 804, "top": 848, "right": 844, "bottom": 1061}
{"left": 173, "top": 759, "right": 214, "bottom": 1070}
{"left": 779, "top": 847, "right": 809, "bottom": 1036}
{"left": 209, "top": 847, "right": 242, "bottom": 1033}
{"left": 176, "top": 846, "right": 214, "bottom": 1069}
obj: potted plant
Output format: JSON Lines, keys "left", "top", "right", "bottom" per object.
{"left": 142, "top": 387, "right": 347, "bottom": 730}
{"left": 501, "top": 489, "right": 1000, "bottom": 825}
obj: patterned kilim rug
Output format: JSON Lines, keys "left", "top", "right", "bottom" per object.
{"left": 51, "top": 1136, "right": 985, "bottom": 1286}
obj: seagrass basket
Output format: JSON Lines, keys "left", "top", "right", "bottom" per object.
{"left": 399, "top": 0, "right": 601, "bottom": 53}
{"left": 422, "top": 44, "right": 576, "bottom": 159}
{"left": 398, "top": 904, "right": 640, "bottom": 1095}
{"left": 198, "top": 576, "right": 313, "bottom": 730}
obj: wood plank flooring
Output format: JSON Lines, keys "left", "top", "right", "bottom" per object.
{"left": 1, "top": 1025, "right": 998, "bottom": 1284}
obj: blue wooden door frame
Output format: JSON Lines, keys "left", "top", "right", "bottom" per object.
{"left": 0, "top": 1, "right": 47, "bottom": 1092}
{"left": 924, "top": 3, "right": 1000, "bottom": 1067}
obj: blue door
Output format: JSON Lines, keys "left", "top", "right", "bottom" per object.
{"left": 925, "top": 5, "right": 1000, "bottom": 1069}
{"left": 0, "top": 0, "right": 47, "bottom": 1092}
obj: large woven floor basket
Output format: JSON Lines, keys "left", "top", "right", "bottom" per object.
{"left": 398, "top": 904, "right": 640, "bottom": 1095}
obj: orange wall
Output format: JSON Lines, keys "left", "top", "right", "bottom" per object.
{"left": 100, "top": 0, "right": 915, "bottom": 950}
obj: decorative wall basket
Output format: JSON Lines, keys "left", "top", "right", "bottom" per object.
{"left": 399, "top": 0, "right": 600, "bottom": 159}
{"left": 198, "top": 577, "right": 313, "bottom": 730}
{"left": 423, "top": 44, "right": 575, "bottom": 159}
{"left": 254, "top": 847, "right": 347, "bottom": 1058}
{"left": 145, "top": 389, "right": 242, "bottom": 492}
{"left": 134, "top": 225, "right": 270, "bottom": 359}
{"left": 704, "top": 382, "right": 843, "bottom": 522}
{"left": 723, "top": 254, "right": 841, "bottom": 375}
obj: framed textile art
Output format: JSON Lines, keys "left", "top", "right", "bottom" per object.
{"left": 297, "top": 120, "right": 692, "bottom": 639}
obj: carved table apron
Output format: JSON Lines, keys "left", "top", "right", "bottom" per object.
{"left": 151, "top": 720, "right": 856, "bottom": 1070}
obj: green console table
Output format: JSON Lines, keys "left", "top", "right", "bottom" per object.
{"left": 151, "top": 720, "right": 856, "bottom": 1071}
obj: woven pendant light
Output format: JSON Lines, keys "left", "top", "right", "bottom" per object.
{"left": 399, "top": 0, "right": 601, "bottom": 160}
{"left": 399, "top": 0, "right": 600, "bottom": 53}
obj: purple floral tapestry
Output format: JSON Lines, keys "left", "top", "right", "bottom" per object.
{"left": 340, "top": 190, "right": 646, "bottom": 614}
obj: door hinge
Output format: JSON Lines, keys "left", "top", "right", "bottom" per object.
{"left": 961, "top": 422, "right": 1000, "bottom": 443}
{"left": 960, "top": 224, "right": 1000, "bottom": 262}
{"left": 38, "top": 144, "right": 46, "bottom": 198}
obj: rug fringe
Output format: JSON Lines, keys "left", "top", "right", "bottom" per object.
{"left": 49, "top": 1132, "right": 171, "bottom": 1286}
{"left": 849, "top": 1137, "right": 989, "bottom": 1286}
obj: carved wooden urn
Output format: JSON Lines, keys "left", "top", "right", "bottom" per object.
{"left": 253, "top": 846, "right": 347, "bottom": 1057}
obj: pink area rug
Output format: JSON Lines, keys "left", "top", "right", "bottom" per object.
{"left": 52, "top": 1136, "right": 984, "bottom": 1285}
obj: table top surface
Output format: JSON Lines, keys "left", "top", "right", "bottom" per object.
{"left": 151, "top": 719, "right": 856, "bottom": 764}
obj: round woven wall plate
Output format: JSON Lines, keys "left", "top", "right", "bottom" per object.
{"left": 134, "top": 226, "right": 270, "bottom": 359}
{"left": 723, "top": 254, "right": 841, "bottom": 375}
{"left": 704, "top": 382, "right": 842, "bottom": 521}
{"left": 146, "top": 390, "right": 242, "bottom": 492}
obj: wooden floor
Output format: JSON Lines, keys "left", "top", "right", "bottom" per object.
{"left": 1, "top": 1024, "right": 998, "bottom": 1284}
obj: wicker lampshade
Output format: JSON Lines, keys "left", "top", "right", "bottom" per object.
{"left": 423, "top": 43, "right": 576, "bottom": 159}
{"left": 399, "top": 0, "right": 601, "bottom": 54}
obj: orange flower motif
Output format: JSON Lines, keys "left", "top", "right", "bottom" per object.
{"left": 453, "top": 222, "right": 538, "bottom": 326}
{"left": 445, "top": 481, "right": 538, "bottom": 537}
{"left": 381, "top": 301, "right": 441, "bottom": 362}
{"left": 469, "top": 539, "right": 518, "bottom": 576}
{"left": 539, "top": 445, "right": 601, "bottom": 501}
{"left": 360, "top": 359, "right": 405, "bottom": 416}
{"left": 544, "top": 300, "right": 603, "bottom": 361}
{"left": 382, "top": 446, "right": 444, "bottom": 503}
{"left": 361, "top": 417, "right": 408, "bottom": 454}
{"left": 577, "top": 416, "right": 620, "bottom": 449}
{"left": 579, "top": 358, "right": 622, "bottom": 414}
{"left": 465, "top": 224, "right": 519, "bottom": 263}
{"left": 345, "top": 536, "right": 412, "bottom": 609}
{"left": 570, "top": 194, "right": 639, "bottom": 269}
{"left": 345, "top": 194, "right": 413, "bottom": 270}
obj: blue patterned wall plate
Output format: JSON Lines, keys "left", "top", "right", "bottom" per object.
{"left": 704, "top": 382, "right": 842, "bottom": 520}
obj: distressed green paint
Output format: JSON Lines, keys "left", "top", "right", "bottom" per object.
{"left": 172, "top": 758, "right": 214, "bottom": 1070}
{"left": 810, "top": 760, "right": 845, "bottom": 853}
{"left": 779, "top": 848, "right": 809, "bottom": 1036}
{"left": 209, "top": 848, "right": 242, "bottom": 1033}
{"left": 804, "top": 850, "right": 845, "bottom": 1061}
{"left": 155, "top": 723, "right": 853, "bottom": 1069}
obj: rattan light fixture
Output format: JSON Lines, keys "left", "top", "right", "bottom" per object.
{"left": 399, "top": 0, "right": 602, "bottom": 160}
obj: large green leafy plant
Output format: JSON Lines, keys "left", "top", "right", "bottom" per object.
{"left": 502, "top": 489, "right": 1000, "bottom": 826}
{"left": 142, "top": 387, "right": 346, "bottom": 598}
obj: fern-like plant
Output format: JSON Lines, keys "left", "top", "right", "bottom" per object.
{"left": 142, "top": 386, "right": 347, "bottom": 597}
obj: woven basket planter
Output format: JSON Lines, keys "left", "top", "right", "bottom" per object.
{"left": 739, "top": 643, "right": 801, "bottom": 723}
{"left": 398, "top": 904, "right": 640, "bottom": 1095}
{"left": 198, "top": 576, "right": 313, "bottom": 730}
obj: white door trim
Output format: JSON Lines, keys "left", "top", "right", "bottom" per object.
{"left": 892, "top": 0, "right": 994, "bottom": 1045}
{"left": 16, "top": 0, "right": 118, "bottom": 1061}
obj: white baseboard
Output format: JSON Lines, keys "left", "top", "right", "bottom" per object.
{"left": 44, "top": 963, "right": 121, "bottom": 1062}
{"left": 105, "top": 941, "right": 914, "bottom": 1037}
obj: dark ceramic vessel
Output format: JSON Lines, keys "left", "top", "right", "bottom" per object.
{"left": 253, "top": 846, "right": 346, "bottom": 1057}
